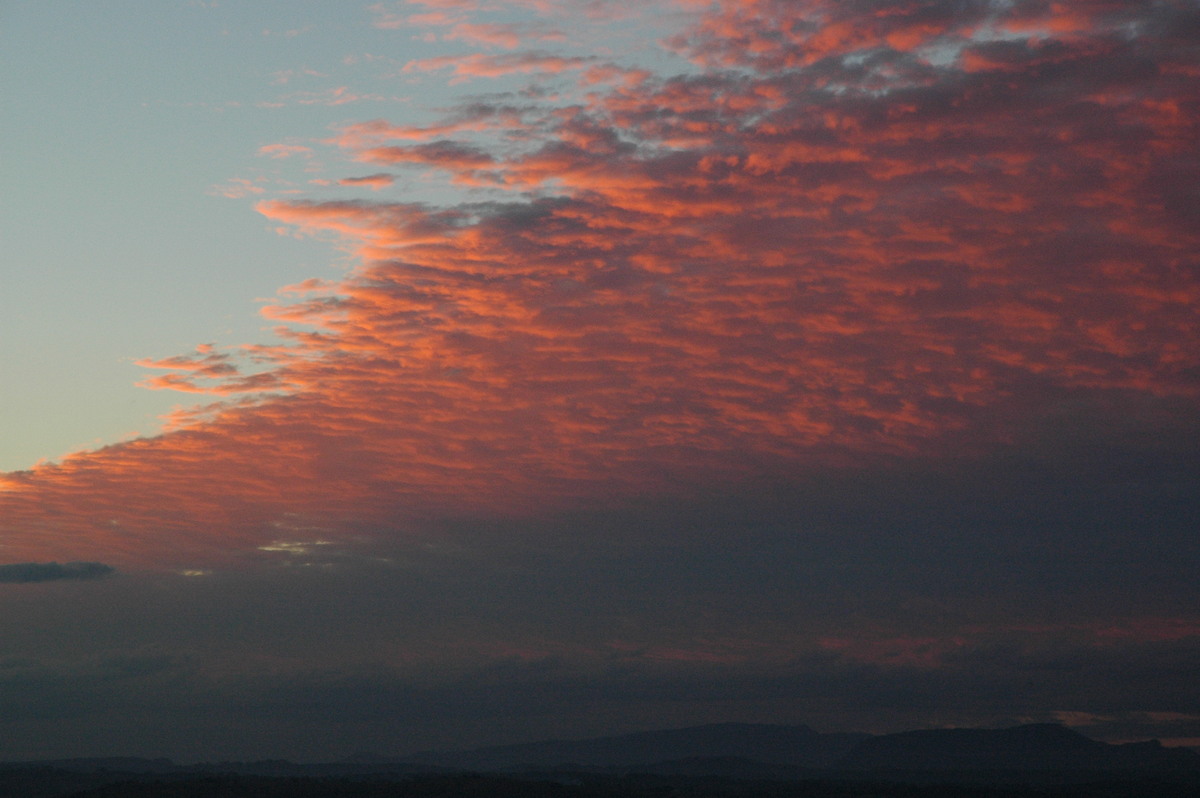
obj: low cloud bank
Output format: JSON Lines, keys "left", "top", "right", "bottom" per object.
{"left": 0, "top": 561, "right": 115, "bottom": 583}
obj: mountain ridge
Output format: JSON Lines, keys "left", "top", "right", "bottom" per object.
{"left": 405, "top": 721, "right": 868, "bottom": 770}
{"left": 404, "top": 721, "right": 1200, "bottom": 776}
{"left": 840, "top": 723, "right": 1200, "bottom": 773}
{"left": 5, "top": 722, "right": 1198, "bottom": 779}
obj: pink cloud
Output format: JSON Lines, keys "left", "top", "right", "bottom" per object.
{"left": 338, "top": 173, "right": 395, "bottom": 190}
{"left": 135, "top": 345, "right": 285, "bottom": 395}
{"left": 445, "top": 22, "right": 563, "bottom": 49}
{"left": 370, "top": 0, "right": 510, "bottom": 29}
{"left": 208, "top": 177, "right": 266, "bottom": 199}
{"left": 405, "top": 11, "right": 463, "bottom": 28}
{"left": 334, "top": 107, "right": 530, "bottom": 146}
{"left": 290, "top": 86, "right": 381, "bottom": 105}
{"left": 135, "top": 345, "right": 238, "bottom": 380}
{"left": 258, "top": 143, "right": 313, "bottom": 159}
{"left": 402, "top": 52, "right": 592, "bottom": 83}
{"left": 1, "top": 0, "right": 1196, "bottom": 574}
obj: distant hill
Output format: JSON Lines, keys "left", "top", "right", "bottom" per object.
{"left": 406, "top": 722, "right": 1200, "bottom": 779}
{"left": 406, "top": 722, "right": 869, "bottom": 771}
{"left": 20, "top": 770, "right": 1200, "bottom": 798}
{"left": 837, "top": 723, "right": 1200, "bottom": 773}
{"left": 3, "top": 724, "right": 1200, "bottom": 796}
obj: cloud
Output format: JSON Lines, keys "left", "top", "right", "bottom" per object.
{"left": 445, "top": 22, "right": 564, "bottom": 49}
{"left": 0, "top": 562, "right": 115, "bottom": 583}
{"left": 0, "top": 566, "right": 1195, "bottom": 759}
{"left": 1, "top": 0, "right": 1196, "bottom": 596}
{"left": 391, "top": 5, "right": 563, "bottom": 50}
{"left": 261, "top": 26, "right": 314, "bottom": 39}
{"left": 134, "top": 344, "right": 283, "bottom": 394}
{"left": 208, "top": 177, "right": 266, "bottom": 199}
{"left": 335, "top": 105, "right": 533, "bottom": 145}
{"left": 355, "top": 140, "right": 496, "bottom": 180}
{"left": 3, "top": 0, "right": 1198, "bottom": 765}
{"left": 338, "top": 173, "right": 396, "bottom": 190}
{"left": 263, "top": 87, "right": 393, "bottom": 108}
{"left": 401, "top": 51, "right": 592, "bottom": 82}
{"left": 258, "top": 143, "right": 314, "bottom": 159}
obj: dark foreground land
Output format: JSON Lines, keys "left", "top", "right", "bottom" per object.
{"left": 4, "top": 725, "right": 1198, "bottom": 798}
{"left": 1, "top": 769, "right": 1198, "bottom": 798}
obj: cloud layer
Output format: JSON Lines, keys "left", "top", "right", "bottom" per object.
{"left": 3, "top": 0, "right": 1195, "bottom": 569}
{"left": 0, "top": 0, "right": 1196, "bottom": 755}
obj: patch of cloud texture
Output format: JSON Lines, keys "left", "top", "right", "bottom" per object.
{"left": 0, "top": 0, "right": 1196, "bottom": 759}
{"left": 2, "top": 0, "right": 1195, "bottom": 567}
{"left": 0, "top": 562, "right": 114, "bottom": 583}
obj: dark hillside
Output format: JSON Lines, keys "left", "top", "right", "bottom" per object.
{"left": 408, "top": 723, "right": 868, "bottom": 770}
{"left": 838, "top": 724, "right": 1200, "bottom": 773}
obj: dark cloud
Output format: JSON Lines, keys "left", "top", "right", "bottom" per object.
{"left": 0, "top": 593, "right": 1195, "bottom": 760}
{"left": 0, "top": 562, "right": 115, "bottom": 584}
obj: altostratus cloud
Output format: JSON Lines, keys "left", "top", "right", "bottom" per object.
{"left": 0, "top": 0, "right": 1196, "bottom": 568}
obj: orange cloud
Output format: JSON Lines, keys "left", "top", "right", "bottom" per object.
{"left": 338, "top": 173, "right": 395, "bottom": 190}
{"left": 401, "top": 52, "right": 592, "bottom": 82}
{"left": 1, "top": 0, "right": 1196, "bottom": 575}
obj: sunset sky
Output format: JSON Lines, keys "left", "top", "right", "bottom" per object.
{"left": 1, "top": 0, "right": 1198, "bottom": 762}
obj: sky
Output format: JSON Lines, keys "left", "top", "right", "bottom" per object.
{"left": 1, "top": 0, "right": 1199, "bottom": 763}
